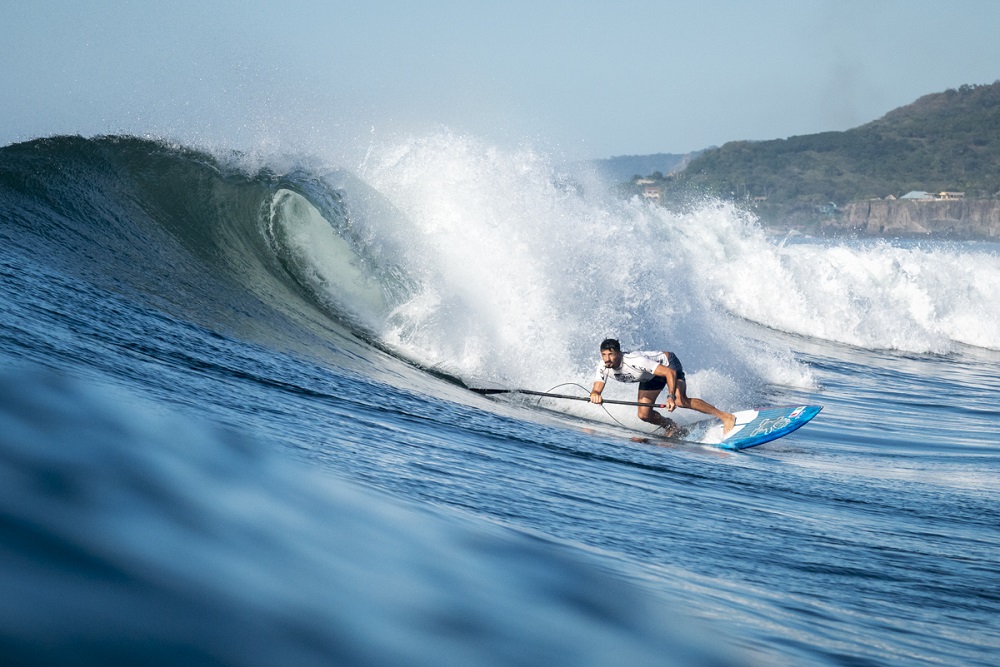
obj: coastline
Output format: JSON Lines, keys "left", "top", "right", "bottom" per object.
{"left": 824, "top": 199, "right": 1000, "bottom": 239}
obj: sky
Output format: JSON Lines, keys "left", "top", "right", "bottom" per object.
{"left": 2, "top": 0, "right": 1000, "bottom": 162}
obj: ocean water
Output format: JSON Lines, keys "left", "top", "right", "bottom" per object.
{"left": 1, "top": 134, "right": 998, "bottom": 666}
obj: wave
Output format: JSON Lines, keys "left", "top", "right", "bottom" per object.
{"left": 0, "top": 135, "right": 408, "bottom": 372}
{"left": 3, "top": 134, "right": 998, "bottom": 410}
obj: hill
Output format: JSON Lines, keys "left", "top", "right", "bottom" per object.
{"left": 650, "top": 81, "right": 1000, "bottom": 229}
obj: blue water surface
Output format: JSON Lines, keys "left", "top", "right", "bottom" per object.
{"left": 2, "top": 136, "right": 998, "bottom": 666}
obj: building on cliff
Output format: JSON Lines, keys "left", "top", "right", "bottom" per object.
{"left": 900, "top": 190, "right": 934, "bottom": 201}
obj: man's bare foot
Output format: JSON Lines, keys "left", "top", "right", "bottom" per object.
{"left": 722, "top": 413, "right": 736, "bottom": 434}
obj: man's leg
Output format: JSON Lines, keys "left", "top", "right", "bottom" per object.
{"left": 674, "top": 380, "right": 736, "bottom": 433}
{"left": 637, "top": 388, "right": 679, "bottom": 433}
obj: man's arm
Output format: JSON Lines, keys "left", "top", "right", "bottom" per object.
{"left": 653, "top": 365, "right": 678, "bottom": 409}
{"left": 590, "top": 380, "right": 605, "bottom": 404}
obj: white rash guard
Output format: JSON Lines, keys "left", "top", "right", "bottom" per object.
{"left": 594, "top": 351, "right": 669, "bottom": 384}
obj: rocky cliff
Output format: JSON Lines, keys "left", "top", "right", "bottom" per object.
{"left": 828, "top": 200, "right": 1000, "bottom": 238}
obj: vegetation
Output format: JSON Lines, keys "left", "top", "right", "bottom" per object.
{"left": 639, "top": 82, "right": 1000, "bottom": 226}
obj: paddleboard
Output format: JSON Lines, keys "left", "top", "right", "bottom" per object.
{"left": 681, "top": 405, "right": 822, "bottom": 450}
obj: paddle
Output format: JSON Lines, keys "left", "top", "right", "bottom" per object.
{"left": 468, "top": 388, "right": 671, "bottom": 409}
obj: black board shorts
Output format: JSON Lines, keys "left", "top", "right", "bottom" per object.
{"left": 638, "top": 375, "right": 667, "bottom": 391}
{"left": 637, "top": 352, "right": 685, "bottom": 391}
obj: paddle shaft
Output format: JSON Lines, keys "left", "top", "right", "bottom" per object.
{"left": 470, "top": 388, "right": 670, "bottom": 409}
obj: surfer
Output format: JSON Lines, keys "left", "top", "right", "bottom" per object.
{"left": 590, "top": 338, "right": 736, "bottom": 435}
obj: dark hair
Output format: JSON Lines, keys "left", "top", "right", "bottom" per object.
{"left": 600, "top": 338, "right": 621, "bottom": 352}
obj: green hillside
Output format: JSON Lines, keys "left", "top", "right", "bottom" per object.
{"left": 654, "top": 81, "right": 1000, "bottom": 225}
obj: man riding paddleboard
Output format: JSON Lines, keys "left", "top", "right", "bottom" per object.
{"left": 590, "top": 338, "right": 736, "bottom": 434}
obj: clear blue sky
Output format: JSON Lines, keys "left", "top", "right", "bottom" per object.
{"left": 3, "top": 0, "right": 999, "bottom": 161}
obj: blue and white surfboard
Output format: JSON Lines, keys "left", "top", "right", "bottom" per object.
{"left": 683, "top": 405, "right": 822, "bottom": 450}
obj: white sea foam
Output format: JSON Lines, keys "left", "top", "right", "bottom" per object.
{"left": 351, "top": 132, "right": 793, "bottom": 406}
{"left": 326, "top": 131, "right": 1000, "bottom": 402}
{"left": 697, "top": 232, "right": 1000, "bottom": 353}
